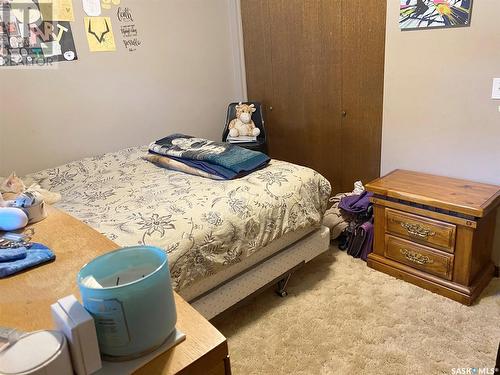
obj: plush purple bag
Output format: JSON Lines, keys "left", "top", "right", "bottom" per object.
{"left": 339, "top": 191, "right": 373, "bottom": 214}
{"left": 359, "top": 220, "right": 374, "bottom": 261}
{"left": 346, "top": 219, "right": 374, "bottom": 260}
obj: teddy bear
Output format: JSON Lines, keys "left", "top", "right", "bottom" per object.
{"left": 228, "top": 102, "right": 261, "bottom": 138}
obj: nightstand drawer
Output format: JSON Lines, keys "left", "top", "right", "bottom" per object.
{"left": 384, "top": 235, "right": 454, "bottom": 280}
{"left": 385, "top": 208, "right": 456, "bottom": 252}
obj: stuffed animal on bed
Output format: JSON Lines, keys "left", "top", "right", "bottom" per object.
{"left": 228, "top": 103, "right": 261, "bottom": 138}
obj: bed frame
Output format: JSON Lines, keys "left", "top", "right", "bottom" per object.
{"left": 183, "top": 226, "right": 330, "bottom": 320}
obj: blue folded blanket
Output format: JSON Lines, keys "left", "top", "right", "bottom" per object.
{"left": 168, "top": 156, "right": 238, "bottom": 180}
{"left": 0, "top": 243, "right": 55, "bottom": 278}
{"left": 149, "top": 134, "right": 270, "bottom": 177}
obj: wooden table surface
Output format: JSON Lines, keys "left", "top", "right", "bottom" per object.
{"left": 365, "top": 169, "right": 500, "bottom": 217}
{"left": 0, "top": 206, "right": 229, "bottom": 375}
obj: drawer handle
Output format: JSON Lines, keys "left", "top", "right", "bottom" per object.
{"left": 400, "top": 248, "right": 434, "bottom": 265}
{"left": 400, "top": 222, "right": 436, "bottom": 239}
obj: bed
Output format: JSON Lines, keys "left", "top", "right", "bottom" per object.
{"left": 26, "top": 146, "right": 331, "bottom": 318}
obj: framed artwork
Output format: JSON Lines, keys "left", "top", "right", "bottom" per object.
{"left": 400, "top": 0, "right": 473, "bottom": 30}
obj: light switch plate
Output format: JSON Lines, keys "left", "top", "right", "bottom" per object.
{"left": 492, "top": 78, "right": 500, "bottom": 99}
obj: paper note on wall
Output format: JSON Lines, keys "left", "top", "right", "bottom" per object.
{"left": 101, "top": 0, "right": 120, "bottom": 10}
{"left": 38, "top": 0, "right": 75, "bottom": 21}
{"left": 82, "top": 0, "right": 101, "bottom": 16}
{"left": 41, "top": 40, "right": 62, "bottom": 57}
{"left": 84, "top": 16, "right": 116, "bottom": 52}
{"left": 11, "top": 0, "right": 42, "bottom": 24}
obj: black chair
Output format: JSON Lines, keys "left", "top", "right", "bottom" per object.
{"left": 222, "top": 102, "right": 268, "bottom": 154}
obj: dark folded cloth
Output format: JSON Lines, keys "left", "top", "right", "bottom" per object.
{"left": 0, "top": 243, "right": 55, "bottom": 278}
{"left": 149, "top": 134, "right": 270, "bottom": 175}
{"left": 339, "top": 191, "right": 373, "bottom": 214}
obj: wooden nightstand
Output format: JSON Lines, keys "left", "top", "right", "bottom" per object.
{"left": 365, "top": 170, "right": 500, "bottom": 305}
{"left": 0, "top": 206, "right": 231, "bottom": 374}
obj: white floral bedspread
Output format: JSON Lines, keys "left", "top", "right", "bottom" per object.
{"left": 26, "top": 147, "right": 331, "bottom": 291}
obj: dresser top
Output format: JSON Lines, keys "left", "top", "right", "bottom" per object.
{"left": 0, "top": 206, "right": 228, "bottom": 374}
{"left": 365, "top": 170, "right": 500, "bottom": 217}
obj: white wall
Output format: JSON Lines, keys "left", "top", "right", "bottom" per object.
{"left": 382, "top": 0, "right": 500, "bottom": 266}
{"left": 0, "top": 0, "right": 245, "bottom": 176}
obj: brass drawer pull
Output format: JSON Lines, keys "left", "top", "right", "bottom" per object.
{"left": 400, "top": 248, "right": 434, "bottom": 265}
{"left": 400, "top": 222, "right": 436, "bottom": 239}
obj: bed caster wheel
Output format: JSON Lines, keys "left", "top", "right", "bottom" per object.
{"left": 276, "top": 273, "right": 291, "bottom": 298}
{"left": 277, "top": 290, "right": 288, "bottom": 298}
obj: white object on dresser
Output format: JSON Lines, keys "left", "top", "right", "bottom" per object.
{"left": 95, "top": 329, "right": 186, "bottom": 375}
{"left": 0, "top": 207, "right": 28, "bottom": 231}
{"left": 0, "top": 330, "right": 73, "bottom": 375}
{"left": 51, "top": 295, "right": 102, "bottom": 375}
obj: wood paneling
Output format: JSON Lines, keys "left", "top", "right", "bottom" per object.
{"left": 340, "top": 0, "right": 386, "bottom": 191}
{"left": 470, "top": 211, "right": 497, "bottom": 283}
{"left": 241, "top": 0, "right": 385, "bottom": 192}
{"left": 240, "top": 0, "right": 273, "bottom": 114}
{"left": 373, "top": 204, "right": 386, "bottom": 256}
{"left": 268, "top": 0, "right": 342, "bottom": 188}
{"left": 453, "top": 225, "right": 474, "bottom": 286}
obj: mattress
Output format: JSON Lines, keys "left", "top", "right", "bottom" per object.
{"left": 26, "top": 146, "right": 331, "bottom": 291}
{"left": 190, "top": 226, "right": 330, "bottom": 319}
{"left": 179, "top": 225, "right": 314, "bottom": 301}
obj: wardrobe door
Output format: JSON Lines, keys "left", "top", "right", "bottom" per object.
{"left": 241, "top": 0, "right": 343, "bottom": 188}
{"left": 240, "top": 0, "right": 273, "bottom": 115}
{"left": 340, "top": 0, "right": 386, "bottom": 192}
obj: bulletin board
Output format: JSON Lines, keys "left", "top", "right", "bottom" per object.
{"left": 0, "top": 0, "right": 143, "bottom": 66}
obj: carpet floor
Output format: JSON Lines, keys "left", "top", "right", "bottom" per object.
{"left": 213, "top": 247, "right": 500, "bottom": 375}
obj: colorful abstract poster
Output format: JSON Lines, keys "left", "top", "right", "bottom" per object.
{"left": 85, "top": 16, "right": 116, "bottom": 52}
{"left": 0, "top": 0, "right": 77, "bottom": 67}
{"left": 400, "top": 0, "right": 473, "bottom": 29}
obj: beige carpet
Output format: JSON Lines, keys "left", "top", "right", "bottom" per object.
{"left": 213, "top": 247, "right": 500, "bottom": 375}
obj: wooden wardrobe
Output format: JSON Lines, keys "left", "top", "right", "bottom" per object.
{"left": 240, "top": 0, "right": 386, "bottom": 192}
